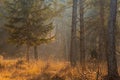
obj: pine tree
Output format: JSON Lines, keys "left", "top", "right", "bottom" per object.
{"left": 4, "top": 0, "right": 54, "bottom": 61}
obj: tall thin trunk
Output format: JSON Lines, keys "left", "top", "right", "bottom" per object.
{"left": 107, "top": 0, "right": 119, "bottom": 77}
{"left": 26, "top": 45, "right": 30, "bottom": 62}
{"left": 79, "top": 0, "right": 85, "bottom": 69}
{"left": 34, "top": 46, "right": 38, "bottom": 60}
{"left": 99, "top": 0, "right": 105, "bottom": 63}
{"left": 70, "top": 0, "right": 78, "bottom": 66}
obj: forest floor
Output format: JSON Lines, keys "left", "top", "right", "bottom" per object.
{"left": 0, "top": 59, "right": 112, "bottom": 80}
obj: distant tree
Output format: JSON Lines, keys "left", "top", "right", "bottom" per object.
{"left": 70, "top": 0, "right": 78, "bottom": 66}
{"left": 4, "top": 0, "right": 54, "bottom": 61}
{"left": 79, "top": 0, "right": 85, "bottom": 70}
{"left": 98, "top": 0, "right": 106, "bottom": 64}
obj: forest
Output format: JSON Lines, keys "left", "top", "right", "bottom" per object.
{"left": 0, "top": 0, "right": 120, "bottom": 80}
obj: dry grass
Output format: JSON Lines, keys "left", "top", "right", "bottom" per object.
{"left": 0, "top": 59, "right": 108, "bottom": 80}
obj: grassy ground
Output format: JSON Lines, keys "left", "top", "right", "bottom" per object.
{"left": 0, "top": 59, "right": 109, "bottom": 80}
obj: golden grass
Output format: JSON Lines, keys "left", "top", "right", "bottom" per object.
{"left": 0, "top": 59, "right": 108, "bottom": 80}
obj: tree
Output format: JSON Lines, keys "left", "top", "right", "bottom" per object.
{"left": 98, "top": 0, "right": 110, "bottom": 64}
{"left": 104, "top": 0, "right": 120, "bottom": 79}
{"left": 70, "top": 0, "right": 78, "bottom": 66}
{"left": 34, "top": 46, "right": 38, "bottom": 60}
{"left": 4, "top": 0, "right": 53, "bottom": 61}
{"left": 79, "top": 0, "right": 85, "bottom": 70}
{"left": 99, "top": 0, "right": 105, "bottom": 60}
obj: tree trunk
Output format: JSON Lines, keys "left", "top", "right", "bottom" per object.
{"left": 26, "top": 45, "right": 30, "bottom": 62}
{"left": 34, "top": 46, "right": 38, "bottom": 60}
{"left": 105, "top": 0, "right": 119, "bottom": 79}
{"left": 79, "top": 0, "right": 85, "bottom": 70}
{"left": 98, "top": 0, "right": 105, "bottom": 63}
{"left": 70, "top": 0, "right": 78, "bottom": 66}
